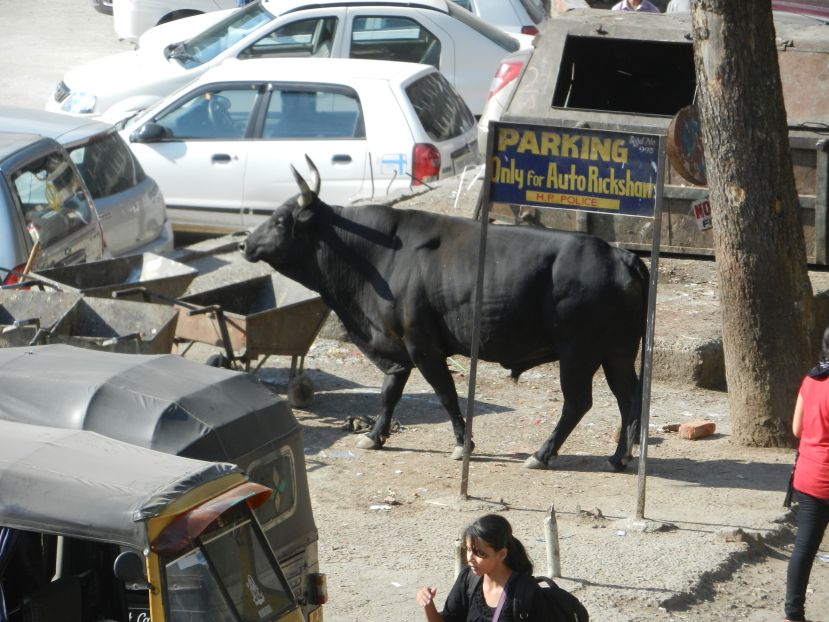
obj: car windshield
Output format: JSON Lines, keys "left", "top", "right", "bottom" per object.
{"left": 171, "top": 2, "right": 275, "bottom": 69}
{"left": 162, "top": 505, "right": 295, "bottom": 621}
{"left": 406, "top": 71, "right": 475, "bottom": 141}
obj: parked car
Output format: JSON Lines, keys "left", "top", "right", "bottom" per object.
{"left": 450, "top": 0, "right": 547, "bottom": 35}
{"left": 0, "top": 107, "right": 173, "bottom": 259}
{"left": 476, "top": 46, "right": 530, "bottom": 157}
{"left": 113, "top": 0, "right": 236, "bottom": 41}
{"left": 0, "top": 132, "right": 107, "bottom": 284}
{"left": 0, "top": 418, "right": 306, "bottom": 622}
{"left": 120, "top": 57, "right": 480, "bottom": 233}
{"left": 48, "top": 0, "right": 526, "bottom": 118}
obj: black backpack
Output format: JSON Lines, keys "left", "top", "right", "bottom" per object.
{"left": 511, "top": 574, "right": 589, "bottom": 622}
{"left": 464, "top": 569, "right": 589, "bottom": 622}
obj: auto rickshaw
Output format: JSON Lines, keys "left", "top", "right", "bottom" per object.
{"left": 0, "top": 419, "right": 304, "bottom": 622}
{"left": 0, "top": 344, "right": 325, "bottom": 621}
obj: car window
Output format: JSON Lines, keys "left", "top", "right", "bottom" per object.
{"left": 11, "top": 153, "right": 93, "bottom": 250}
{"left": 155, "top": 88, "right": 259, "bottom": 139}
{"left": 262, "top": 86, "right": 365, "bottom": 139}
{"left": 243, "top": 17, "right": 338, "bottom": 58}
{"left": 67, "top": 133, "right": 146, "bottom": 199}
{"left": 350, "top": 16, "right": 441, "bottom": 66}
{"left": 247, "top": 449, "right": 297, "bottom": 528}
{"left": 406, "top": 71, "right": 475, "bottom": 142}
{"left": 451, "top": 0, "right": 473, "bottom": 9}
{"left": 445, "top": 2, "right": 520, "bottom": 51}
{"left": 174, "top": 2, "right": 273, "bottom": 69}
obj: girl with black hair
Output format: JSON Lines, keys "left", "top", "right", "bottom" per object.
{"left": 785, "top": 326, "right": 829, "bottom": 622}
{"left": 416, "top": 513, "right": 537, "bottom": 622}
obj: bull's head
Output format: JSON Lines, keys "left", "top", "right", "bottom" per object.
{"left": 240, "top": 155, "right": 323, "bottom": 267}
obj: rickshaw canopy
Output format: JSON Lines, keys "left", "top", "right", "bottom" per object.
{"left": 0, "top": 419, "right": 240, "bottom": 548}
{"left": 0, "top": 344, "right": 299, "bottom": 459}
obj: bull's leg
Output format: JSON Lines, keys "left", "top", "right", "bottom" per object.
{"left": 603, "top": 356, "right": 642, "bottom": 472}
{"left": 356, "top": 368, "right": 411, "bottom": 450}
{"left": 406, "top": 348, "right": 469, "bottom": 460}
{"left": 524, "top": 354, "right": 599, "bottom": 470}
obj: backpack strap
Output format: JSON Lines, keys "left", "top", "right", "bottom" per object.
{"left": 510, "top": 573, "right": 537, "bottom": 621}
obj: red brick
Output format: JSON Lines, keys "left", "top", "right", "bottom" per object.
{"left": 678, "top": 420, "right": 716, "bottom": 440}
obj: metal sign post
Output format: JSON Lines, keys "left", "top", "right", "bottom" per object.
{"left": 460, "top": 129, "right": 495, "bottom": 499}
{"left": 635, "top": 139, "right": 666, "bottom": 520}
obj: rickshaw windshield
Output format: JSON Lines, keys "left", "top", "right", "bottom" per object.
{"left": 163, "top": 506, "right": 294, "bottom": 621}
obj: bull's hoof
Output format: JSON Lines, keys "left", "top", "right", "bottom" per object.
{"left": 356, "top": 434, "right": 383, "bottom": 450}
{"left": 450, "top": 445, "right": 465, "bottom": 460}
{"left": 523, "top": 455, "right": 553, "bottom": 470}
{"left": 608, "top": 456, "right": 629, "bottom": 472}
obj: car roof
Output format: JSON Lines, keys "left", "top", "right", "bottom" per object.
{"left": 0, "top": 418, "right": 241, "bottom": 548}
{"left": 0, "top": 131, "right": 44, "bottom": 160}
{"left": 0, "top": 343, "right": 299, "bottom": 463}
{"left": 0, "top": 106, "right": 113, "bottom": 147}
{"left": 197, "top": 56, "right": 432, "bottom": 86}
{"left": 263, "top": 0, "right": 450, "bottom": 13}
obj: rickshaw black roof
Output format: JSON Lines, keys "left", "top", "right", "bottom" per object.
{"left": 0, "top": 419, "right": 239, "bottom": 548}
{"left": 0, "top": 344, "right": 299, "bottom": 462}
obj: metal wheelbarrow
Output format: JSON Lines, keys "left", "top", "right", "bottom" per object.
{"left": 0, "top": 291, "right": 81, "bottom": 347}
{"left": 173, "top": 273, "right": 331, "bottom": 407}
{"left": 25, "top": 253, "right": 197, "bottom": 300}
{"left": 47, "top": 297, "right": 179, "bottom": 354}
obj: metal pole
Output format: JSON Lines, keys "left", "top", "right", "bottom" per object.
{"left": 460, "top": 129, "right": 495, "bottom": 499}
{"left": 635, "top": 138, "right": 666, "bottom": 520}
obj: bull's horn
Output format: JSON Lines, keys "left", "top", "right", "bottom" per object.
{"left": 304, "top": 154, "right": 321, "bottom": 196}
{"left": 291, "top": 164, "right": 314, "bottom": 208}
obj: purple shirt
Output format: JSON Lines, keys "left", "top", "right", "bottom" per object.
{"left": 612, "top": 0, "right": 661, "bottom": 12}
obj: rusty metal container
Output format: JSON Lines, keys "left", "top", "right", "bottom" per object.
{"left": 498, "top": 9, "right": 829, "bottom": 263}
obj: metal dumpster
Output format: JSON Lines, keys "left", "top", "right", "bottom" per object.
{"left": 496, "top": 9, "right": 829, "bottom": 263}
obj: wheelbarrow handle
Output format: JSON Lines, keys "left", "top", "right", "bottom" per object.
{"left": 183, "top": 304, "right": 236, "bottom": 365}
{"left": 112, "top": 286, "right": 180, "bottom": 305}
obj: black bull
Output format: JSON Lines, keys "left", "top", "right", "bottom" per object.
{"left": 241, "top": 161, "right": 650, "bottom": 471}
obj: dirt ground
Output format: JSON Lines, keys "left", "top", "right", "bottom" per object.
{"left": 182, "top": 172, "right": 829, "bottom": 622}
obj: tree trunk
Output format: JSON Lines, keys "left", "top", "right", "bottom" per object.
{"left": 690, "top": 1, "right": 814, "bottom": 447}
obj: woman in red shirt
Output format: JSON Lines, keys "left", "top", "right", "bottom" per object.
{"left": 785, "top": 327, "right": 829, "bottom": 622}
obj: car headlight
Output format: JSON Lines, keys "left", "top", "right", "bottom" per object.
{"left": 61, "top": 92, "right": 97, "bottom": 114}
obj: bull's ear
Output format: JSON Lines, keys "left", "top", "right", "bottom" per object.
{"left": 291, "top": 164, "right": 316, "bottom": 208}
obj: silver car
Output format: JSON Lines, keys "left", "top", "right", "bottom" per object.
{"left": 0, "top": 107, "right": 173, "bottom": 259}
{"left": 0, "top": 132, "right": 107, "bottom": 282}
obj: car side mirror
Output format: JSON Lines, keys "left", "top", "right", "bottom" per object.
{"left": 130, "top": 122, "right": 168, "bottom": 143}
{"left": 113, "top": 550, "right": 149, "bottom": 588}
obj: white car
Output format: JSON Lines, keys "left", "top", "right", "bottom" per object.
{"left": 119, "top": 57, "right": 481, "bottom": 233}
{"left": 449, "top": 0, "right": 548, "bottom": 35}
{"left": 48, "top": 0, "right": 526, "bottom": 119}
{"left": 113, "top": 0, "right": 237, "bottom": 42}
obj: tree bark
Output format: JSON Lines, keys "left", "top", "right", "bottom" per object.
{"left": 691, "top": 1, "right": 814, "bottom": 447}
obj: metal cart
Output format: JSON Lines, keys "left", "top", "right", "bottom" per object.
{"left": 173, "top": 273, "right": 331, "bottom": 407}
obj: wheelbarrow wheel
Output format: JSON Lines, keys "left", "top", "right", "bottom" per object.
{"left": 288, "top": 374, "right": 314, "bottom": 408}
{"left": 206, "top": 353, "right": 232, "bottom": 369}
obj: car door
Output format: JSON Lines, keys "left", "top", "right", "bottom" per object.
{"left": 127, "top": 83, "right": 260, "bottom": 232}
{"left": 241, "top": 84, "right": 370, "bottom": 229}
